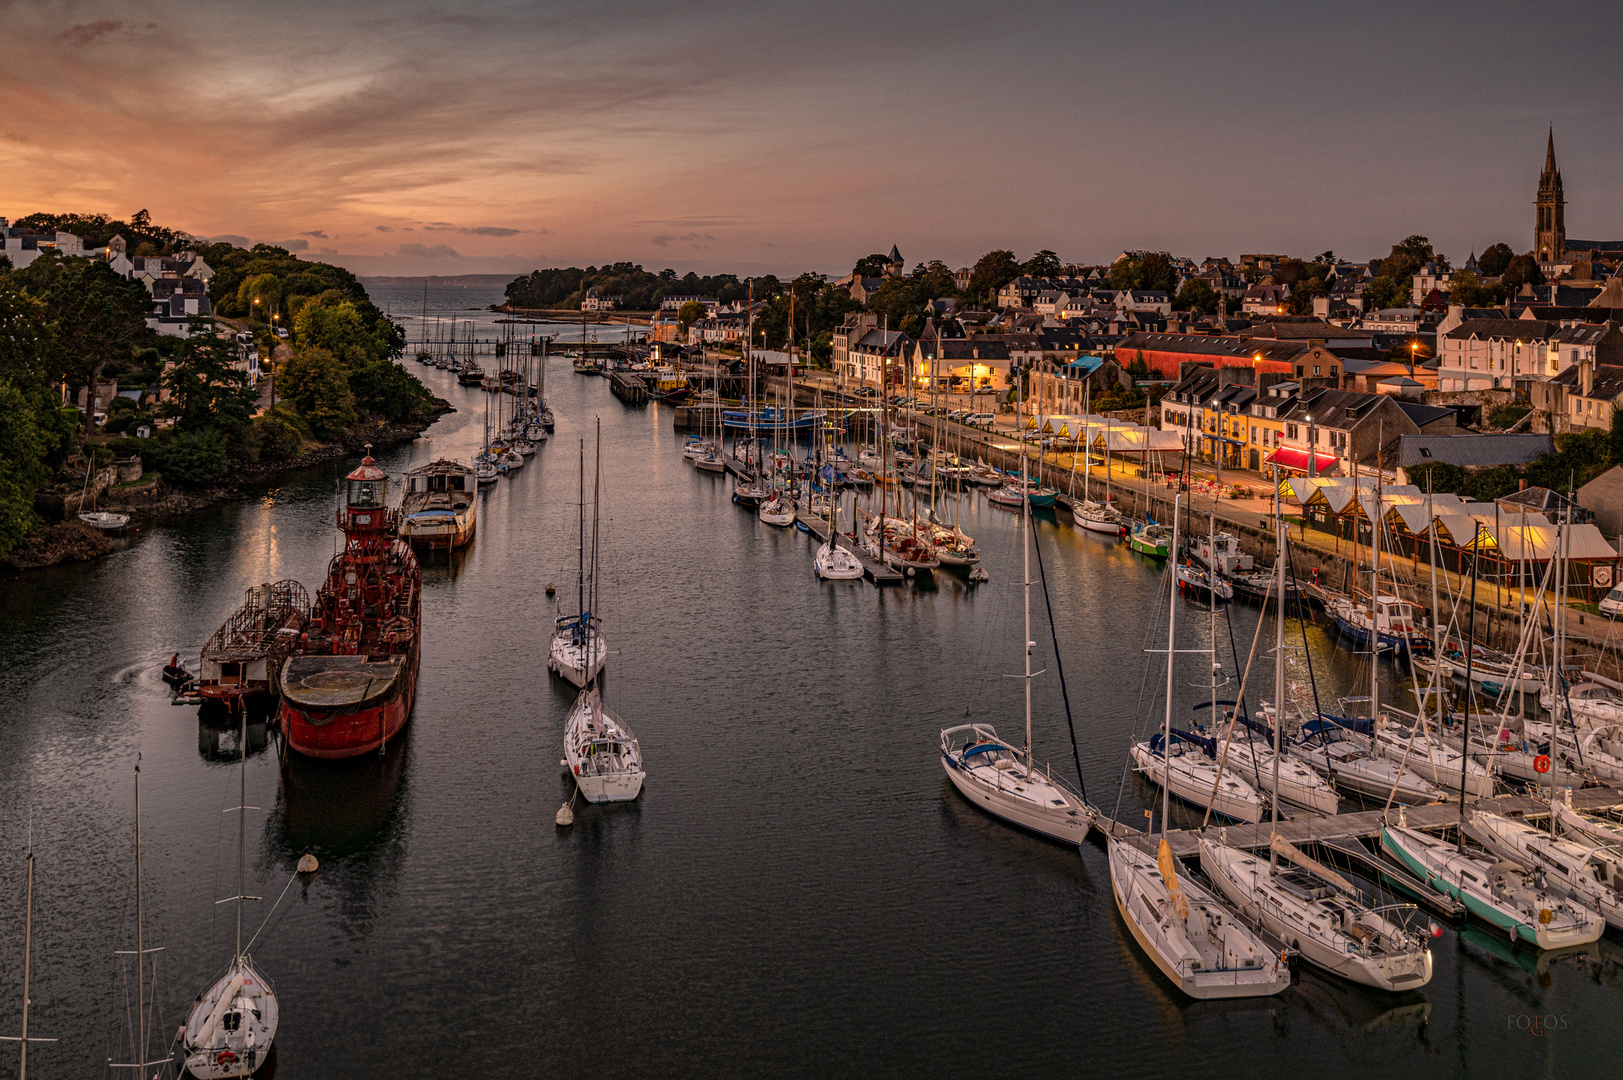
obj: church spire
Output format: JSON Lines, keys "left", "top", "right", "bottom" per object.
{"left": 1536, "top": 127, "right": 1566, "bottom": 263}
{"left": 1545, "top": 126, "right": 1556, "bottom": 174}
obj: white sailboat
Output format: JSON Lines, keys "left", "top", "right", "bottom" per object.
{"left": 939, "top": 463, "right": 1095, "bottom": 845}
{"left": 1109, "top": 493, "right": 1289, "bottom": 1000}
{"left": 181, "top": 710, "right": 278, "bottom": 1077}
{"left": 549, "top": 436, "right": 608, "bottom": 688}
{"left": 563, "top": 685, "right": 645, "bottom": 803}
{"left": 1465, "top": 811, "right": 1623, "bottom": 932}
{"left": 1381, "top": 819, "right": 1604, "bottom": 949}
{"left": 1197, "top": 513, "right": 1432, "bottom": 991}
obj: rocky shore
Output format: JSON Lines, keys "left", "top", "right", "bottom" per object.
{"left": 3, "top": 401, "right": 452, "bottom": 574}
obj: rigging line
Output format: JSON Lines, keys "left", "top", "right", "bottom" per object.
{"left": 1112, "top": 549, "right": 1172, "bottom": 825}
{"left": 1284, "top": 534, "right": 1324, "bottom": 722}
{"left": 1029, "top": 510, "right": 1086, "bottom": 804}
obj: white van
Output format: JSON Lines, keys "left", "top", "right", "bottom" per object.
{"left": 1600, "top": 586, "right": 1623, "bottom": 618}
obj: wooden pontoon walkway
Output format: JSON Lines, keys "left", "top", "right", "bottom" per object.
{"left": 1107, "top": 786, "right": 1623, "bottom": 858}
{"left": 799, "top": 515, "right": 905, "bottom": 583}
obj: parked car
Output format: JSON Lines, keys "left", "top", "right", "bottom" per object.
{"left": 1601, "top": 586, "right": 1623, "bottom": 618}
{"left": 965, "top": 412, "right": 994, "bottom": 425}
{"left": 854, "top": 386, "right": 877, "bottom": 397}
{"left": 947, "top": 410, "right": 968, "bottom": 422}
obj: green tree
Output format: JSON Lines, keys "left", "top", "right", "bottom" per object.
{"left": 1022, "top": 250, "right": 1062, "bottom": 276}
{"left": 236, "top": 273, "right": 283, "bottom": 321}
{"left": 1447, "top": 269, "right": 1495, "bottom": 307}
{"left": 1135, "top": 253, "right": 1177, "bottom": 293}
{"left": 159, "top": 428, "right": 230, "bottom": 484}
{"left": 1172, "top": 278, "right": 1218, "bottom": 315}
{"left": 851, "top": 254, "right": 891, "bottom": 278}
{"left": 278, "top": 347, "right": 356, "bottom": 437}
{"left": 349, "top": 359, "right": 433, "bottom": 423}
{"left": 677, "top": 301, "right": 705, "bottom": 332}
{"left": 161, "top": 329, "right": 257, "bottom": 433}
{"left": 1501, "top": 254, "right": 1545, "bottom": 293}
{"left": 1363, "top": 275, "right": 1407, "bottom": 311}
{"left": 1109, "top": 257, "right": 1141, "bottom": 290}
{"left": 1477, "top": 243, "right": 1514, "bottom": 277}
{"left": 20, "top": 254, "right": 151, "bottom": 433}
{"left": 967, "top": 250, "right": 1020, "bottom": 304}
{"left": 0, "top": 379, "right": 54, "bottom": 551}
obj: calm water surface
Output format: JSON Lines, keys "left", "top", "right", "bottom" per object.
{"left": 2, "top": 356, "right": 1619, "bottom": 1079}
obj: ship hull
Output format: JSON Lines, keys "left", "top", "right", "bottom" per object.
{"left": 279, "top": 642, "right": 419, "bottom": 759}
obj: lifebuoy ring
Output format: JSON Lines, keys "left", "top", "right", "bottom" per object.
{"left": 215, "top": 1049, "right": 238, "bottom": 1066}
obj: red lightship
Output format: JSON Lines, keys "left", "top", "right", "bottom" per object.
{"left": 279, "top": 453, "right": 422, "bottom": 758}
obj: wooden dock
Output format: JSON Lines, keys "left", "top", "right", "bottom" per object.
{"left": 799, "top": 514, "right": 904, "bottom": 583}
{"left": 1110, "top": 786, "right": 1623, "bottom": 859}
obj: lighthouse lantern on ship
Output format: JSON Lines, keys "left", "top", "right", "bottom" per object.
{"left": 279, "top": 450, "right": 423, "bottom": 758}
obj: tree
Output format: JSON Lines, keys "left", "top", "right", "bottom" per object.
{"left": 1447, "top": 269, "right": 1496, "bottom": 307}
{"left": 1315, "top": 251, "right": 1337, "bottom": 265}
{"left": 159, "top": 428, "right": 230, "bottom": 484}
{"left": 967, "top": 250, "right": 1020, "bottom": 304}
{"left": 1363, "top": 275, "right": 1407, "bottom": 311}
{"left": 851, "top": 254, "right": 891, "bottom": 278}
{"left": 349, "top": 359, "right": 434, "bottom": 423}
{"left": 1172, "top": 278, "right": 1218, "bottom": 315}
{"left": 1136, "top": 253, "right": 1177, "bottom": 293}
{"left": 677, "top": 301, "right": 705, "bottom": 332}
{"left": 20, "top": 254, "right": 150, "bottom": 433}
{"left": 1109, "top": 258, "right": 1140, "bottom": 290}
{"left": 277, "top": 347, "right": 356, "bottom": 437}
{"left": 1022, "top": 250, "right": 1062, "bottom": 277}
{"left": 0, "top": 379, "right": 54, "bottom": 551}
{"left": 161, "top": 328, "right": 257, "bottom": 433}
{"left": 1477, "top": 243, "right": 1515, "bottom": 278}
{"left": 1501, "top": 254, "right": 1545, "bottom": 293}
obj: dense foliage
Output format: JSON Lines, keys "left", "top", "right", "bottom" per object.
{"left": 505, "top": 264, "right": 754, "bottom": 311}
{"left": 13, "top": 209, "right": 196, "bottom": 257}
{"left": 0, "top": 213, "right": 433, "bottom": 555}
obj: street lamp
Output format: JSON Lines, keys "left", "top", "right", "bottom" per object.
{"left": 1409, "top": 340, "right": 1417, "bottom": 378}
{"left": 1306, "top": 413, "right": 1317, "bottom": 478}
{"left": 1212, "top": 397, "right": 1223, "bottom": 488}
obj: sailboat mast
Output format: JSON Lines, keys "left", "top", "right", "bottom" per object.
{"left": 1163, "top": 495, "right": 1182, "bottom": 836}
{"left": 18, "top": 844, "right": 32, "bottom": 1079}
{"left": 577, "top": 439, "right": 586, "bottom": 619}
{"left": 237, "top": 704, "right": 247, "bottom": 959}
{"left": 1269, "top": 466, "right": 1285, "bottom": 871}
{"left": 1023, "top": 434, "right": 1033, "bottom": 772}
{"left": 134, "top": 758, "right": 146, "bottom": 1072}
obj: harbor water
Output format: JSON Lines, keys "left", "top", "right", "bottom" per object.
{"left": 2, "top": 303, "right": 1619, "bottom": 1077}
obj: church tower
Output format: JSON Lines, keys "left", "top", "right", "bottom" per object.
{"left": 1535, "top": 127, "right": 1566, "bottom": 263}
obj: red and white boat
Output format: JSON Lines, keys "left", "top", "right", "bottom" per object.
{"left": 279, "top": 454, "right": 422, "bottom": 759}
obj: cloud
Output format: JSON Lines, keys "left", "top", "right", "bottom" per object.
{"left": 394, "top": 242, "right": 461, "bottom": 259}
{"left": 422, "top": 222, "right": 457, "bottom": 231}
{"left": 300, "top": 229, "right": 328, "bottom": 238}
{"left": 56, "top": 20, "right": 123, "bottom": 46}
{"left": 652, "top": 231, "right": 715, "bottom": 248}
{"left": 462, "top": 226, "right": 519, "bottom": 236}
{"left": 208, "top": 235, "right": 250, "bottom": 247}
{"left": 318, "top": 247, "right": 338, "bottom": 256}
{"left": 278, "top": 238, "right": 310, "bottom": 251}
{"left": 376, "top": 225, "right": 393, "bottom": 232}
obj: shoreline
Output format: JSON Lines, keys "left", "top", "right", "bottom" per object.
{"left": 2, "top": 399, "right": 454, "bottom": 574}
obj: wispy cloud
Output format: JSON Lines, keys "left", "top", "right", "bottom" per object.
{"left": 278, "top": 238, "right": 311, "bottom": 252}
{"left": 300, "top": 229, "right": 328, "bottom": 238}
{"left": 56, "top": 19, "right": 152, "bottom": 47}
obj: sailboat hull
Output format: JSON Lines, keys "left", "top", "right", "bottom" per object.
{"left": 940, "top": 751, "right": 1093, "bottom": 845}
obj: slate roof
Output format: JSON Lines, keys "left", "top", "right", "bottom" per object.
{"left": 1396, "top": 434, "right": 1554, "bottom": 469}
{"left": 1444, "top": 318, "right": 1558, "bottom": 342}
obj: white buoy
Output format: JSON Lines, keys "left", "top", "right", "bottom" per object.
{"left": 297, "top": 853, "right": 319, "bottom": 874}
{"left": 556, "top": 802, "right": 574, "bottom": 827}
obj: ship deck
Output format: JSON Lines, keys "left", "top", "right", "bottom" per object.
{"left": 282, "top": 654, "right": 405, "bottom": 707}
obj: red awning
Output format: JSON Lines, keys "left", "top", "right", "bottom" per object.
{"left": 1264, "top": 447, "right": 1339, "bottom": 473}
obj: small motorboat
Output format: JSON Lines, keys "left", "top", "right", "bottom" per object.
{"left": 163, "top": 657, "right": 192, "bottom": 684}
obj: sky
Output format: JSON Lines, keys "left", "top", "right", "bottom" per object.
{"left": 4, "top": 0, "right": 1622, "bottom": 279}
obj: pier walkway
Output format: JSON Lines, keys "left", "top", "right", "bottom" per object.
{"left": 1109, "top": 785, "right": 1623, "bottom": 859}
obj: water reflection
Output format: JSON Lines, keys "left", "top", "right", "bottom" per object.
{"left": 265, "top": 736, "right": 410, "bottom": 939}
{"left": 197, "top": 717, "right": 270, "bottom": 762}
